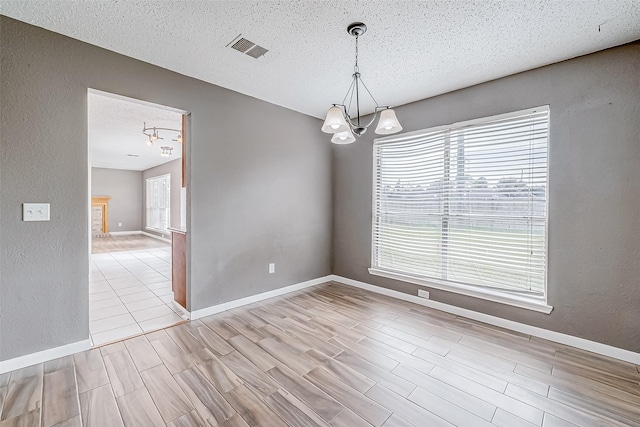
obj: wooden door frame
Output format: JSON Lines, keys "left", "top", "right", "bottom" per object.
{"left": 91, "top": 196, "right": 111, "bottom": 234}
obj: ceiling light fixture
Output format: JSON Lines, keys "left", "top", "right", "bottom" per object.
{"left": 142, "top": 122, "right": 182, "bottom": 146}
{"left": 143, "top": 122, "right": 182, "bottom": 156}
{"left": 322, "top": 22, "right": 402, "bottom": 144}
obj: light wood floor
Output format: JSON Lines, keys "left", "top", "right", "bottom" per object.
{"left": 92, "top": 235, "right": 170, "bottom": 254}
{"left": 1, "top": 282, "right": 639, "bottom": 427}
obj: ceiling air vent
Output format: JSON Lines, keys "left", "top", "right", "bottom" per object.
{"left": 231, "top": 37, "right": 255, "bottom": 53}
{"left": 227, "top": 34, "right": 269, "bottom": 59}
{"left": 246, "top": 45, "right": 268, "bottom": 59}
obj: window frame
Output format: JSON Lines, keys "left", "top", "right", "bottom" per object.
{"left": 369, "top": 106, "right": 552, "bottom": 314}
{"left": 145, "top": 173, "right": 171, "bottom": 233}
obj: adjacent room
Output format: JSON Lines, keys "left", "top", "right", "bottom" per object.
{"left": 88, "top": 91, "right": 188, "bottom": 345}
{"left": 1, "top": 1, "right": 639, "bottom": 427}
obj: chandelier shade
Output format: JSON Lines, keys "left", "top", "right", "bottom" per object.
{"left": 322, "top": 22, "right": 402, "bottom": 143}
{"left": 374, "top": 108, "right": 403, "bottom": 135}
{"left": 321, "top": 106, "right": 350, "bottom": 133}
{"left": 331, "top": 129, "right": 356, "bottom": 144}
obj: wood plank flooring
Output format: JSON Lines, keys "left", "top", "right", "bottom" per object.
{"left": 92, "top": 234, "right": 170, "bottom": 254}
{"left": 1, "top": 282, "right": 639, "bottom": 426}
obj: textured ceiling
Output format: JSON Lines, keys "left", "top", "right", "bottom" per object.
{"left": 89, "top": 91, "right": 183, "bottom": 171}
{"left": 2, "top": 1, "right": 640, "bottom": 119}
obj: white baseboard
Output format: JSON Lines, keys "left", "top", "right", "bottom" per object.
{"left": 109, "top": 230, "right": 172, "bottom": 243}
{"left": 0, "top": 339, "right": 92, "bottom": 374}
{"left": 190, "top": 275, "right": 333, "bottom": 320}
{"left": 3, "top": 274, "right": 636, "bottom": 375}
{"left": 0, "top": 276, "right": 327, "bottom": 374}
{"left": 107, "top": 230, "right": 171, "bottom": 243}
{"left": 109, "top": 231, "right": 141, "bottom": 236}
{"left": 141, "top": 231, "right": 172, "bottom": 242}
{"left": 329, "top": 275, "right": 640, "bottom": 365}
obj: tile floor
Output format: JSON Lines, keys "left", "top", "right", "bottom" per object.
{"left": 89, "top": 246, "right": 187, "bottom": 346}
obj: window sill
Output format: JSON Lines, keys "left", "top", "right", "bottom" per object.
{"left": 368, "top": 268, "right": 553, "bottom": 314}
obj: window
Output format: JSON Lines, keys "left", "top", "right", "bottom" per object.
{"left": 146, "top": 174, "right": 171, "bottom": 232}
{"left": 371, "top": 107, "right": 551, "bottom": 312}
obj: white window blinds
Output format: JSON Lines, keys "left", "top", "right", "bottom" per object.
{"left": 146, "top": 174, "right": 171, "bottom": 232}
{"left": 372, "top": 107, "right": 549, "bottom": 296}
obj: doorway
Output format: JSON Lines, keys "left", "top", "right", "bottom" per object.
{"left": 88, "top": 89, "right": 189, "bottom": 346}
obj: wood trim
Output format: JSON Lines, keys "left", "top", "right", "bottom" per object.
{"left": 91, "top": 196, "right": 111, "bottom": 234}
{"left": 181, "top": 114, "right": 187, "bottom": 188}
{"left": 171, "top": 231, "right": 187, "bottom": 309}
{"left": 92, "top": 196, "right": 111, "bottom": 204}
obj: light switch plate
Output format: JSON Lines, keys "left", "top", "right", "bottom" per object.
{"left": 23, "top": 203, "right": 50, "bottom": 221}
{"left": 269, "top": 263, "right": 275, "bottom": 274}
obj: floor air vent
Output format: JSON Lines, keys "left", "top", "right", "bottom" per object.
{"left": 227, "top": 34, "right": 269, "bottom": 59}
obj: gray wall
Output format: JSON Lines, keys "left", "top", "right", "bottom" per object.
{"left": 0, "top": 17, "right": 331, "bottom": 362}
{"left": 142, "top": 159, "right": 182, "bottom": 238}
{"left": 91, "top": 168, "right": 142, "bottom": 232}
{"left": 333, "top": 41, "right": 640, "bottom": 352}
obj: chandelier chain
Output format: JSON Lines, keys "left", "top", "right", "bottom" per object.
{"left": 354, "top": 35, "right": 359, "bottom": 73}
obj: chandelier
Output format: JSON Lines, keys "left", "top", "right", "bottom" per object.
{"left": 142, "top": 122, "right": 182, "bottom": 156}
{"left": 321, "top": 22, "right": 402, "bottom": 144}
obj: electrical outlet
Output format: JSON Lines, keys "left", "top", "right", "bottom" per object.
{"left": 418, "top": 289, "right": 430, "bottom": 299}
{"left": 269, "top": 263, "right": 275, "bottom": 274}
{"left": 118, "top": 222, "right": 122, "bottom": 227}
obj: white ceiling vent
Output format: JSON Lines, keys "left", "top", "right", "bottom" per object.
{"left": 227, "top": 34, "right": 269, "bottom": 59}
